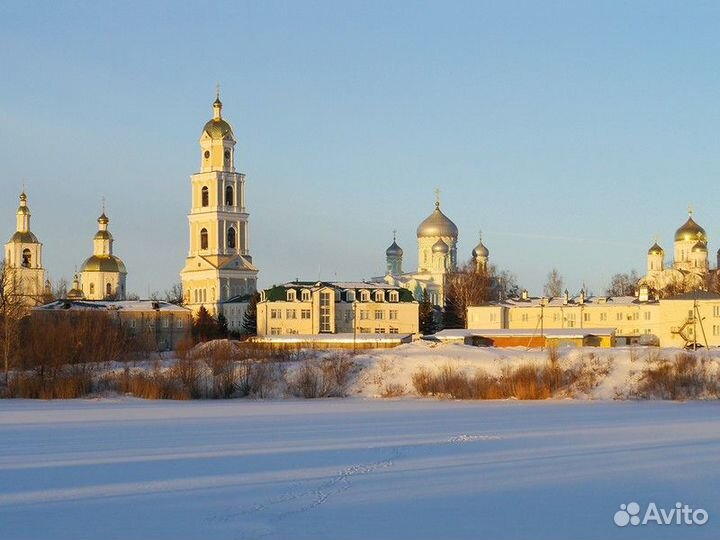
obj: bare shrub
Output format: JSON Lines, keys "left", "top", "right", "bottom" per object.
{"left": 101, "top": 368, "right": 191, "bottom": 400}
{"left": 7, "top": 366, "right": 94, "bottom": 399}
{"left": 381, "top": 383, "right": 406, "bottom": 398}
{"left": 237, "top": 360, "right": 280, "bottom": 398}
{"left": 288, "top": 360, "right": 332, "bottom": 398}
{"left": 170, "top": 357, "right": 201, "bottom": 398}
{"left": 412, "top": 367, "right": 436, "bottom": 395}
{"left": 636, "top": 352, "right": 719, "bottom": 399}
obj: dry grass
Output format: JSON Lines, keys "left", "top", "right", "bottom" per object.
{"left": 636, "top": 352, "right": 720, "bottom": 400}
{"left": 411, "top": 361, "right": 579, "bottom": 400}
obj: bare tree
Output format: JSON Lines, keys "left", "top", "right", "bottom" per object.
{"left": 52, "top": 277, "right": 68, "bottom": 300}
{"left": 606, "top": 271, "right": 639, "bottom": 297}
{"left": 444, "top": 262, "right": 495, "bottom": 328}
{"left": 543, "top": 268, "right": 564, "bottom": 298}
{"left": 0, "top": 263, "right": 25, "bottom": 383}
{"left": 164, "top": 282, "right": 184, "bottom": 305}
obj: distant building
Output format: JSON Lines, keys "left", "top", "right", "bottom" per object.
{"left": 79, "top": 211, "right": 127, "bottom": 300}
{"left": 256, "top": 281, "right": 419, "bottom": 337}
{"left": 4, "top": 192, "right": 48, "bottom": 306}
{"left": 35, "top": 300, "right": 192, "bottom": 350}
{"left": 222, "top": 293, "right": 253, "bottom": 334}
{"left": 640, "top": 209, "right": 719, "bottom": 295}
{"left": 378, "top": 193, "right": 489, "bottom": 307}
{"left": 180, "top": 93, "right": 258, "bottom": 316}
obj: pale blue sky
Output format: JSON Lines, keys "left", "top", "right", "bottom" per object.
{"left": 2, "top": 1, "right": 720, "bottom": 296}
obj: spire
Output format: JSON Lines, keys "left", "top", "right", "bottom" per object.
{"left": 393, "top": 228, "right": 397, "bottom": 242}
{"left": 16, "top": 190, "right": 31, "bottom": 233}
{"left": 435, "top": 187, "right": 441, "bottom": 209}
{"left": 213, "top": 84, "right": 222, "bottom": 120}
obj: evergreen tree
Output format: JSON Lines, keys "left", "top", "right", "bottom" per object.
{"left": 242, "top": 292, "right": 260, "bottom": 335}
{"left": 419, "top": 289, "right": 436, "bottom": 335}
{"left": 192, "top": 306, "right": 221, "bottom": 343}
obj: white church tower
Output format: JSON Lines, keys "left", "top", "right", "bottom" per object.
{"left": 4, "top": 192, "right": 47, "bottom": 305}
{"left": 180, "top": 92, "right": 258, "bottom": 315}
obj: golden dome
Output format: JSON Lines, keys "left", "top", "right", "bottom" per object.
{"left": 432, "top": 238, "right": 449, "bottom": 254}
{"left": 8, "top": 231, "right": 38, "bottom": 244}
{"left": 417, "top": 203, "right": 458, "bottom": 238}
{"left": 692, "top": 241, "right": 708, "bottom": 253}
{"left": 94, "top": 230, "right": 112, "bottom": 241}
{"left": 80, "top": 255, "right": 127, "bottom": 273}
{"left": 202, "top": 118, "right": 234, "bottom": 140}
{"left": 648, "top": 242, "right": 663, "bottom": 255}
{"left": 473, "top": 241, "right": 489, "bottom": 258}
{"left": 675, "top": 216, "right": 706, "bottom": 242}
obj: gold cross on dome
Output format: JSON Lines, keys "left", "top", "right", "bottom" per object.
{"left": 392, "top": 228, "right": 397, "bottom": 241}
{"left": 435, "top": 188, "right": 441, "bottom": 208}
{"left": 688, "top": 204, "right": 694, "bottom": 216}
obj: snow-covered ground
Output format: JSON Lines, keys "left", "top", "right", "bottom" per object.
{"left": 1, "top": 398, "right": 718, "bottom": 539}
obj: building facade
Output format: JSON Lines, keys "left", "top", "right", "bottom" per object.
{"left": 4, "top": 192, "right": 48, "bottom": 306}
{"left": 79, "top": 211, "right": 127, "bottom": 300}
{"left": 257, "top": 281, "right": 418, "bottom": 336}
{"left": 34, "top": 300, "right": 192, "bottom": 350}
{"left": 180, "top": 94, "right": 258, "bottom": 316}
{"left": 467, "top": 288, "right": 720, "bottom": 348}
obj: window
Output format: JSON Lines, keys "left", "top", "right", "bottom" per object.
{"left": 375, "top": 310, "right": 384, "bottom": 320}
{"left": 617, "top": 312, "right": 623, "bottom": 321}
{"left": 360, "top": 290, "right": 370, "bottom": 302}
{"left": 714, "top": 325, "right": 720, "bottom": 336}
{"left": 301, "top": 309, "right": 311, "bottom": 319}
{"left": 286, "top": 329, "right": 298, "bottom": 335}
{"left": 106, "top": 283, "right": 112, "bottom": 296}
{"left": 389, "top": 291, "right": 399, "bottom": 302}
{"left": 521, "top": 313, "right": 528, "bottom": 322}
{"left": 225, "top": 185, "right": 233, "bottom": 206}
{"left": 200, "top": 228, "right": 208, "bottom": 250}
{"left": 346, "top": 291, "right": 356, "bottom": 302}
{"left": 600, "top": 313, "right": 607, "bottom": 322}
{"left": 301, "top": 289, "right": 311, "bottom": 302}
{"left": 227, "top": 227, "right": 236, "bottom": 249}
{"left": 176, "top": 319, "right": 184, "bottom": 329}
{"left": 359, "top": 327, "right": 371, "bottom": 333}
{"left": 270, "top": 309, "right": 282, "bottom": 319}
{"left": 360, "top": 310, "right": 369, "bottom": 320}
{"left": 389, "top": 327, "right": 399, "bottom": 334}
{"left": 271, "top": 328, "right": 281, "bottom": 335}
{"left": 287, "top": 290, "right": 296, "bottom": 302}
{"left": 319, "top": 291, "right": 331, "bottom": 333}
{"left": 583, "top": 313, "right": 590, "bottom": 322}
{"left": 344, "top": 311, "right": 352, "bottom": 322}
{"left": 714, "top": 306, "right": 720, "bottom": 318}
{"left": 489, "top": 313, "right": 497, "bottom": 322}
{"left": 129, "top": 319, "right": 136, "bottom": 328}
{"left": 286, "top": 309, "right": 297, "bottom": 319}
{"left": 201, "top": 186, "right": 209, "bottom": 207}
{"left": 632, "top": 312, "right": 639, "bottom": 321}
{"left": 644, "top": 311, "right": 651, "bottom": 321}
{"left": 375, "top": 327, "right": 386, "bottom": 334}
{"left": 90, "top": 283, "right": 95, "bottom": 295}
{"left": 375, "top": 291, "right": 384, "bottom": 302}
{"left": 21, "top": 249, "right": 31, "bottom": 268}
{"left": 389, "top": 310, "right": 398, "bottom": 320}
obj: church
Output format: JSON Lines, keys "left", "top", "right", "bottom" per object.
{"left": 380, "top": 193, "right": 489, "bottom": 306}
{"left": 179, "top": 93, "right": 259, "bottom": 316}
{"left": 640, "top": 209, "right": 720, "bottom": 295}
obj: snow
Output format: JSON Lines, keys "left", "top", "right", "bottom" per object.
{"left": 1, "top": 398, "right": 719, "bottom": 540}
{"left": 350, "top": 341, "right": 720, "bottom": 399}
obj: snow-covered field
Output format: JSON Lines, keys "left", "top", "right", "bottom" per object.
{"left": 1, "top": 398, "right": 718, "bottom": 540}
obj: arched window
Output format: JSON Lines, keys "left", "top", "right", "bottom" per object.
{"left": 22, "top": 249, "right": 31, "bottom": 268}
{"left": 90, "top": 283, "right": 95, "bottom": 295}
{"left": 225, "top": 185, "right": 233, "bottom": 206}
{"left": 200, "top": 228, "right": 208, "bottom": 250}
{"left": 201, "top": 186, "right": 209, "bottom": 207}
{"left": 106, "top": 283, "right": 112, "bottom": 296}
{"left": 227, "top": 227, "right": 236, "bottom": 249}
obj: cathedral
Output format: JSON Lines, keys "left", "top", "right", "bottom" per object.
{"left": 640, "top": 209, "right": 719, "bottom": 294}
{"left": 78, "top": 210, "right": 127, "bottom": 300}
{"left": 179, "top": 93, "right": 259, "bottom": 315}
{"left": 381, "top": 194, "right": 489, "bottom": 306}
{"left": 3, "top": 192, "right": 48, "bottom": 305}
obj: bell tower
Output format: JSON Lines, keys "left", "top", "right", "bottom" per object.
{"left": 4, "top": 191, "right": 47, "bottom": 305}
{"left": 180, "top": 92, "right": 258, "bottom": 315}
